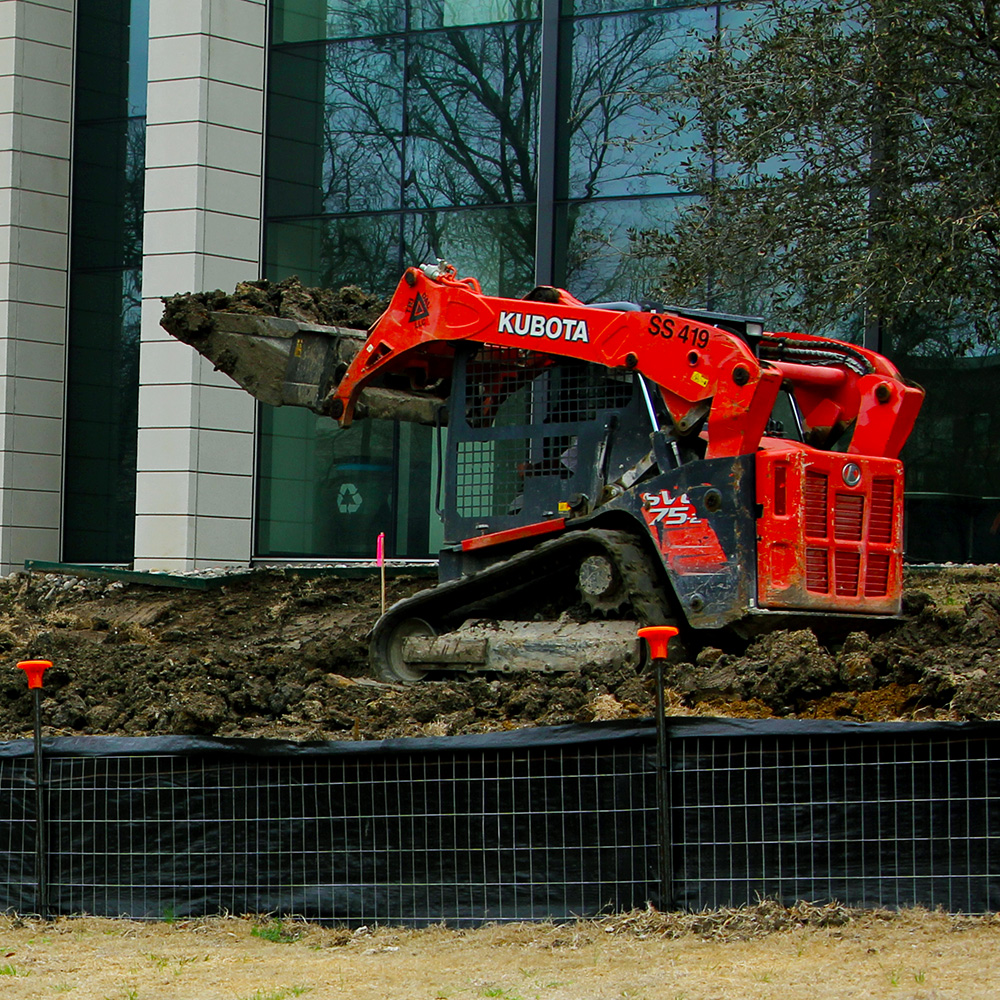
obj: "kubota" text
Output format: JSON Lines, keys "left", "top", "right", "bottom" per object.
{"left": 497, "top": 311, "right": 590, "bottom": 343}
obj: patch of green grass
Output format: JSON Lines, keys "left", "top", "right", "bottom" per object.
{"left": 914, "top": 970, "right": 927, "bottom": 984}
{"left": 240, "top": 987, "right": 312, "bottom": 1000}
{"left": 145, "top": 953, "right": 199, "bottom": 975}
{"left": 250, "top": 919, "right": 303, "bottom": 944}
{"left": 0, "top": 964, "right": 26, "bottom": 976}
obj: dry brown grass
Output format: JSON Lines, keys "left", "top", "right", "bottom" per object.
{"left": 0, "top": 903, "right": 997, "bottom": 1000}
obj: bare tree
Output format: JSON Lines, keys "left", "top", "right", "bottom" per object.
{"left": 310, "top": 7, "right": 676, "bottom": 296}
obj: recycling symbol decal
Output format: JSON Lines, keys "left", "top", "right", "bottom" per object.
{"left": 336, "top": 482, "right": 363, "bottom": 514}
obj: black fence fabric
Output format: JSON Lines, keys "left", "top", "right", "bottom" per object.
{"left": 0, "top": 756, "right": 35, "bottom": 915}
{"left": 14, "top": 728, "right": 656, "bottom": 924}
{"left": 669, "top": 721, "right": 1000, "bottom": 914}
{"left": 0, "top": 720, "right": 998, "bottom": 923}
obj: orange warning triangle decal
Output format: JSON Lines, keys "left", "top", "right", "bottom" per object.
{"left": 409, "top": 293, "right": 430, "bottom": 323}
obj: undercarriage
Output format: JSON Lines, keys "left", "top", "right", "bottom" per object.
{"left": 371, "top": 528, "right": 676, "bottom": 681}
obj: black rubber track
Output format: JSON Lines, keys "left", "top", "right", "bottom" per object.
{"left": 370, "top": 528, "right": 673, "bottom": 681}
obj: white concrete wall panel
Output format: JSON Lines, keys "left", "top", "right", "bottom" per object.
{"left": 192, "top": 512, "right": 254, "bottom": 561}
{"left": 0, "top": 0, "right": 74, "bottom": 573}
{"left": 134, "top": 470, "right": 192, "bottom": 515}
{"left": 136, "top": 0, "right": 265, "bottom": 569}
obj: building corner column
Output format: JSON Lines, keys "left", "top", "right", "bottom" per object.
{"left": 0, "top": 0, "right": 76, "bottom": 575}
{"left": 135, "top": 0, "right": 266, "bottom": 570}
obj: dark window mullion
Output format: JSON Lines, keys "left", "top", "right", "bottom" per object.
{"left": 534, "top": 0, "right": 560, "bottom": 285}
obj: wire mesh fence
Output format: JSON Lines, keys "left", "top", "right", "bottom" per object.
{"left": 0, "top": 720, "right": 997, "bottom": 923}
{"left": 8, "top": 730, "right": 656, "bottom": 924}
{"left": 669, "top": 722, "right": 1000, "bottom": 913}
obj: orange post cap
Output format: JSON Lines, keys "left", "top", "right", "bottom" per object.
{"left": 17, "top": 660, "right": 51, "bottom": 689}
{"left": 637, "top": 626, "right": 679, "bottom": 660}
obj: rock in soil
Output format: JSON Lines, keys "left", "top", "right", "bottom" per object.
{"left": 0, "top": 565, "right": 998, "bottom": 742}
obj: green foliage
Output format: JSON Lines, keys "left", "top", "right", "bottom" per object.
{"left": 250, "top": 919, "right": 303, "bottom": 944}
{"left": 634, "top": 0, "right": 1000, "bottom": 357}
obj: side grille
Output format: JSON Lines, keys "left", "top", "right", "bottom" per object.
{"left": 834, "top": 550, "right": 861, "bottom": 596}
{"left": 834, "top": 494, "right": 864, "bottom": 541}
{"left": 806, "top": 547, "right": 829, "bottom": 592}
{"left": 869, "top": 478, "right": 895, "bottom": 544}
{"left": 804, "top": 472, "right": 828, "bottom": 537}
{"left": 801, "top": 467, "right": 896, "bottom": 600}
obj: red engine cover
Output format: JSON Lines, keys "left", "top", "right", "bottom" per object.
{"left": 756, "top": 443, "right": 904, "bottom": 614}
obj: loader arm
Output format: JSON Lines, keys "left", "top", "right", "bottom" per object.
{"left": 330, "top": 264, "right": 921, "bottom": 462}
{"left": 332, "top": 264, "right": 782, "bottom": 459}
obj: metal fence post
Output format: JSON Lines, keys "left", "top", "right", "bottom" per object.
{"left": 638, "top": 628, "right": 679, "bottom": 911}
{"left": 17, "top": 660, "right": 51, "bottom": 918}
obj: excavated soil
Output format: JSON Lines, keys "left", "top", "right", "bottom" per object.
{"left": 0, "top": 564, "right": 998, "bottom": 742}
{"left": 160, "top": 276, "right": 391, "bottom": 340}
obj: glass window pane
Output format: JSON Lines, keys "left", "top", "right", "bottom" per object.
{"left": 406, "top": 22, "right": 540, "bottom": 209}
{"left": 562, "top": 0, "right": 702, "bottom": 15}
{"left": 71, "top": 119, "right": 145, "bottom": 270}
{"left": 406, "top": 206, "right": 536, "bottom": 297}
{"left": 559, "top": 195, "right": 692, "bottom": 302}
{"left": 76, "top": 0, "right": 148, "bottom": 120}
{"left": 127, "top": 0, "right": 150, "bottom": 117}
{"left": 899, "top": 350, "right": 1000, "bottom": 562}
{"left": 266, "top": 45, "right": 328, "bottom": 218}
{"left": 412, "top": 0, "right": 540, "bottom": 30}
{"left": 257, "top": 408, "right": 437, "bottom": 558}
{"left": 323, "top": 37, "right": 405, "bottom": 213}
{"left": 268, "top": 39, "right": 405, "bottom": 217}
{"left": 265, "top": 216, "right": 404, "bottom": 295}
{"left": 565, "top": 7, "right": 713, "bottom": 200}
{"left": 63, "top": 269, "right": 141, "bottom": 564}
{"left": 272, "top": 0, "right": 404, "bottom": 43}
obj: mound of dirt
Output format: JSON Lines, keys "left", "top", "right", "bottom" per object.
{"left": 160, "top": 276, "right": 390, "bottom": 339}
{"left": 0, "top": 565, "right": 998, "bottom": 742}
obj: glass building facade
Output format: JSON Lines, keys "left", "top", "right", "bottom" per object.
{"left": 63, "top": 0, "right": 148, "bottom": 562}
{"left": 50, "top": 0, "right": 1000, "bottom": 565}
